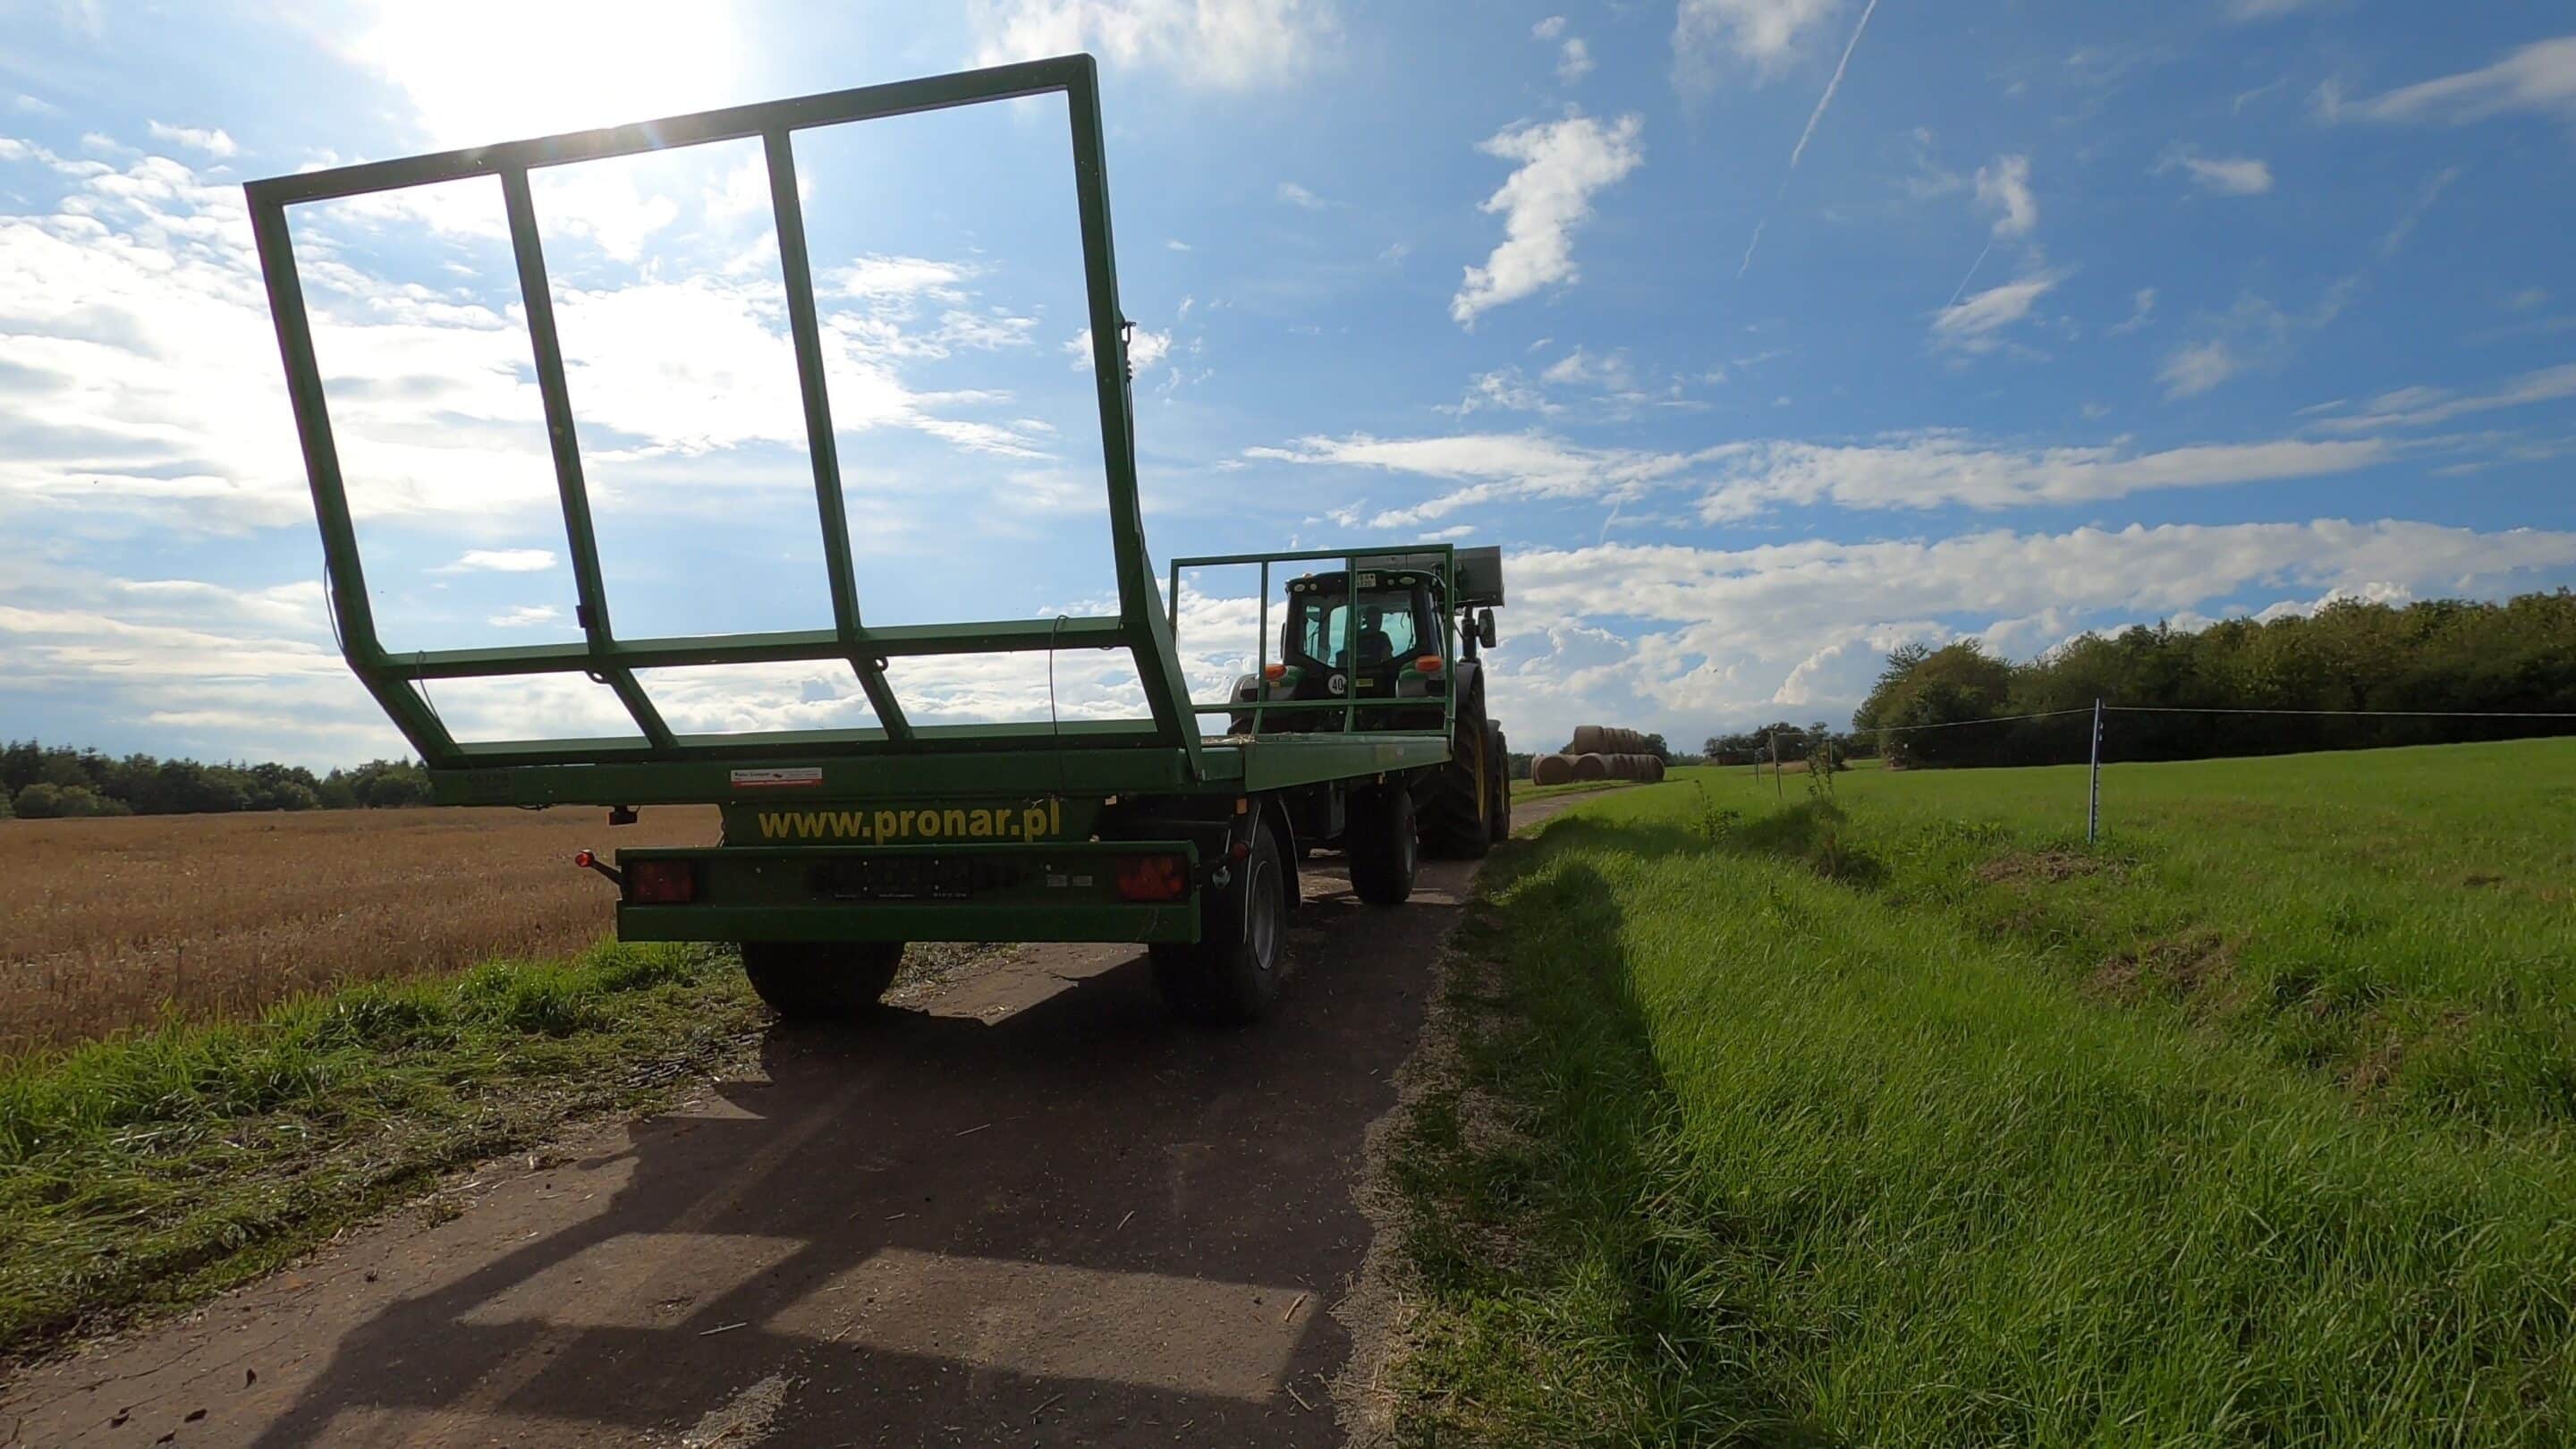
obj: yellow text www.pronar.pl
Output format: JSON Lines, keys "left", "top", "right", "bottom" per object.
{"left": 755, "top": 800, "right": 1063, "bottom": 843}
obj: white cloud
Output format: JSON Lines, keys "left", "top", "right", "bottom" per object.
{"left": 1275, "top": 180, "right": 1327, "bottom": 209}
{"left": 145, "top": 121, "right": 238, "bottom": 157}
{"left": 1064, "top": 325, "right": 1174, "bottom": 370}
{"left": 1530, "top": 9, "right": 1592, "bottom": 83}
{"left": 488, "top": 605, "right": 562, "bottom": 627}
{"left": 970, "top": 0, "right": 1340, "bottom": 89}
{"left": 1539, "top": 346, "right": 1637, "bottom": 389}
{"left": 2158, "top": 149, "right": 2275, "bottom": 195}
{"left": 1930, "top": 272, "right": 2061, "bottom": 352}
{"left": 1674, "top": 0, "right": 1839, "bottom": 89}
{"left": 2349, "top": 36, "right": 2576, "bottom": 126}
{"left": 0, "top": 132, "right": 1063, "bottom": 545}
{"left": 1697, "top": 434, "right": 2388, "bottom": 520}
{"left": 2307, "top": 363, "right": 2576, "bottom": 434}
{"left": 1246, "top": 431, "right": 1709, "bottom": 527}
{"left": 1250, "top": 423, "right": 2390, "bottom": 527}
{"left": 1557, "top": 37, "right": 1596, "bottom": 84}
{"left": 1487, "top": 519, "right": 2576, "bottom": 742}
{"left": 441, "top": 548, "right": 559, "bottom": 573}
{"left": 2159, "top": 339, "right": 2242, "bottom": 399}
{"left": 2109, "top": 287, "right": 2157, "bottom": 335}
{"left": 2226, "top": 0, "right": 2326, "bottom": 18}
{"left": 1447, "top": 369, "right": 1562, "bottom": 417}
{"left": 836, "top": 254, "right": 975, "bottom": 299}
{"left": 13, "top": 95, "right": 64, "bottom": 116}
{"left": 2157, "top": 294, "right": 2297, "bottom": 400}
{"left": 1165, "top": 238, "right": 1192, "bottom": 250}
{"left": 1973, "top": 154, "right": 2037, "bottom": 238}
{"left": 1450, "top": 112, "right": 1645, "bottom": 327}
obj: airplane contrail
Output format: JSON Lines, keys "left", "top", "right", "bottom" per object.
{"left": 1790, "top": 0, "right": 1883, "bottom": 171}
{"left": 1945, "top": 237, "right": 1995, "bottom": 309}
{"left": 1741, "top": 0, "right": 1886, "bottom": 280}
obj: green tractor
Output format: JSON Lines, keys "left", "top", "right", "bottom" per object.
{"left": 1226, "top": 547, "right": 1511, "bottom": 867}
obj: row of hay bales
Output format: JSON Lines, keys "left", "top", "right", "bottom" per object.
{"left": 1528, "top": 725, "right": 1668, "bottom": 786}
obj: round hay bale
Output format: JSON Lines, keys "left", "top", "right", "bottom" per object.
{"left": 1570, "top": 724, "right": 1607, "bottom": 754}
{"left": 1616, "top": 729, "right": 1641, "bottom": 754}
{"left": 1647, "top": 757, "right": 1666, "bottom": 782}
{"left": 1606, "top": 754, "right": 1631, "bottom": 779}
{"left": 1572, "top": 752, "right": 1609, "bottom": 781}
{"left": 1530, "top": 753, "right": 1574, "bottom": 786}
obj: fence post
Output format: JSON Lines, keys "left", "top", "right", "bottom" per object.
{"left": 2087, "top": 698, "right": 2104, "bottom": 843}
{"left": 1772, "top": 733, "right": 1784, "bottom": 801}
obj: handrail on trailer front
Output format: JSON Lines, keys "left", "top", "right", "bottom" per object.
{"left": 1165, "top": 545, "right": 1460, "bottom": 740}
{"left": 243, "top": 54, "right": 1211, "bottom": 783}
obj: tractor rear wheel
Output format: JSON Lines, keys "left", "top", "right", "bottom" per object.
{"left": 741, "top": 941, "right": 904, "bottom": 1021}
{"left": 1151, "top": 823, "right": 1290, "bottom": 1027}
{"left": 1419, "top": 691, "right": 1494, "bottom": 860}
{"left": 1485, "top": 723, "right": 1513, "bottom": 843}
{"left": 1347, "top": 782, "right": 1419, "bottom": 904}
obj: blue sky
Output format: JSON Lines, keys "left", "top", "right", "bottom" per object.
{"left": 2, "top": 0, "right": 2572, "bottom": 766}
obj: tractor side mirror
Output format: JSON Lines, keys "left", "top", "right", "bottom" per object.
{"left": 1477, "top": 608, "right": 1497, "bottom": 648}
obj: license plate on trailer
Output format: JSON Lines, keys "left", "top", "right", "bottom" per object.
{"left": 809, "top": 857, "right": 977, "bottom": 902}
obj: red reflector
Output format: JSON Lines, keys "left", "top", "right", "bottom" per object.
{"left": 628, "top": 860, "right": 698, "bottom": 904}
{"left": 1114, "top": 854, "right": 1189, "bottom": 902}
{"left": 572, "top": 850, "right": 595, "bottom": 869}
{"left": 1415, "top": 655, "right": 1443, "bottom": 674}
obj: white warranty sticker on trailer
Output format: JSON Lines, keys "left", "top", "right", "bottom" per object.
{"left": 730, "top": 767, "right": 825, "bottom": 790}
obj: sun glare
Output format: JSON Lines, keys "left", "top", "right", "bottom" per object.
{"left": 348, "top": 0, "right": 752, "bottom": 148}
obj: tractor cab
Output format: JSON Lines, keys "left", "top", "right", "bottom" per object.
{"left": 1229, "top": 549, "right": 1502, "bottom": 736}
{"left": 1285, "top": 567, "right": 1442, "bottom": 689}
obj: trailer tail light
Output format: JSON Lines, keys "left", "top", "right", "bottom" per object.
{"left": 1263, "top": 663, "right": 1288, "bottom": 680}
{"left": 627, "top": 859, "right": 699, "bottom": 904}
{"left": 1415, "top": 655, "right": 1443, "bottom": 674}
{"left": 1114, "top": 854, "right": 1190, "bottom": 902}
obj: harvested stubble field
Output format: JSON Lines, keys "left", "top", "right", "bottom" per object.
{"left": 1, "top": 806, "right": 718, "bottom": 1055}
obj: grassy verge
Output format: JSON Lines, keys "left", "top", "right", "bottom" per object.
{"left": 0, "top": 941, "right": 766, "bottom": 1363}
{"left": 1514, "top": 777, "right": 1648, "bottom": 802}
{"left": 1391, "top": 755, "right": 2576, "bottom": 1445}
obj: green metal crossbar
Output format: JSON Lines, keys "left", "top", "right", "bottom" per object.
{"left": 244, "top": 54, "right": 1203, "bottom": 781}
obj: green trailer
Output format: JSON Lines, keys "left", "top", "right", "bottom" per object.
{"left": 245, "top": 53, "right": 1510, "bottom": 1025}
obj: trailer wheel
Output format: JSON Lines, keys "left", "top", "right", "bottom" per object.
{"left": 1346, "top": 782, "right": 1419, "bottom": 905}
{"left": 1419, "top": 690, "right": 1494, "bottom": 860}
{"left": 741, "top": 941, "right": 904, "bottom": 1021}
{"left": 1486, "top": 723, "right": 1513, "bottom": 843}
{"left": 1151, "top": 824, "right": 1289, "bottom": 1027}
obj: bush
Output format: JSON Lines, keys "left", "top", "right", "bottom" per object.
{"left": 12, "top": 784, "right": 130, "bottom": 819}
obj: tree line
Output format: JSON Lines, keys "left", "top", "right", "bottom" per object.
{"left": 0, "top": 741, "right": 433, "bottom": 819}
{"left": 1849, "top": 589, "right": 2576, "bottom": 768}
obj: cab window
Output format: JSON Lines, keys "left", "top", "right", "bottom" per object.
{"left": 1295, "top": 590, "right": 1419, "bottom": 667}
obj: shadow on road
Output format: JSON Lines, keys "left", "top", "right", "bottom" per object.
{"left": 226, "top": 856, "right": 1464, "bottom": 1447}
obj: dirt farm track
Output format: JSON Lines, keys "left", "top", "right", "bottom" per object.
{"left": 1, "top": 794, "right": 1588, "bottom": 1446}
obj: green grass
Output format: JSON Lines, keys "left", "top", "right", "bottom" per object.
{"left": 1393, "top": 740, "right": 2576, "bottom": 1445}
{"left": 0, "top": 942, "right": 765, "bottom": 1361}
{"left": 1517, "top": 776, "right": 1652, "bottom": 802}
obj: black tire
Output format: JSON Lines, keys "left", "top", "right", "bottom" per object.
{"left": 1347, "top": 782, "right": 1419, "bottom": 905}
{"left": 1419, "top": 690, "right": 1493, "bottom": 860}
{"left": 1151, "top": 823, "right": 1290, "bottom": 1027}
{"left": 1486, "top": 723, "right": 1513, "bottom": 843}
{"left": 741, "top": 941, "right": 904, "bottom": 1021}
